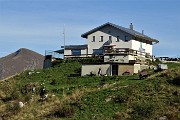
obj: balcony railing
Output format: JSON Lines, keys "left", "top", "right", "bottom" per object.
{"left": 104, "top": 48, "right": 152, "bottom": 59}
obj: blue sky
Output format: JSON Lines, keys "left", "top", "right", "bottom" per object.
{"left": 0, "top": 0, "right": 180, "bottom": 58}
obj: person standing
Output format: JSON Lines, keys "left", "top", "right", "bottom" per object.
{"left": 98, "top": 68, "right": 102, "bottom": 76}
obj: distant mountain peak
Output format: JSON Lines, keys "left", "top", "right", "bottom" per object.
{"left": 15, "top": 49, "right": 21, "bottom": 56}
{"left": 0, "top": 48, "right": 44, "bottom": 80}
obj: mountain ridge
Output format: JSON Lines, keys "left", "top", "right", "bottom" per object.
{"left": 0, "top": 48, "right": 44, "bottom": 80}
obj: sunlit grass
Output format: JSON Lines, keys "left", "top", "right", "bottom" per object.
{"left": 0, "top": 61, "right": 179, "bottom": 119}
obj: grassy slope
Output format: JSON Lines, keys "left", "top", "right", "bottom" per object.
{"left": 0, "top": 61, "right": 179, "bottom": 120}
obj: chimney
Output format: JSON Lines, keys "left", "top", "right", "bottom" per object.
{"left": 130, "top": 23, "right": 133, "bottom": 30}
{"left": 142, "top": 30, "right": 144, "bottom": 35}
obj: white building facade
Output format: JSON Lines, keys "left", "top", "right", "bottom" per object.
{"left": 61, "top": 22, "right": 159, "bottom": 63}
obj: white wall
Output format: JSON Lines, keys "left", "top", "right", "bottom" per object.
{"left": 145, "top": 44, "right": 152, "bottom": 55}
{"left": 81, "top": 64, "right": 111, "bottom": 76}
{"left": 81, "top": 49, "right": 87, "bottom": 55}
{"left": 64, "top": 49, "right": 87, "bottom": 56}
{"left": 128, "top": 55, "right": 136, "bottom": 61}
{"left": 86, "top": 24, "right": 153, "bottom": 62}
{"left": 81, "top": 63, "right": 142, "bottom": 76}
{"left": 131, "top": 40, "right": 152, "bottom": 55}
{"left": 64, "top": 49, "right": 71, "bottom": 56}
{"left": 64, "top": 24, "right": 153, "bottom": 62}
{"left": 134, "top": 64, "right": 141, "bottom": 73}
{"left": 87, "top": 25, "right": 133, "bottom": 54}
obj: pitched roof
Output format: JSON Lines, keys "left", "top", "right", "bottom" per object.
{"left": 81, "top": 22, "right": 159, "bottom": 43}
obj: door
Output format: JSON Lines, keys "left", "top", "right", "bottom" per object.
{"left": 112, "top": 65, "right": 118, "bottom": 75}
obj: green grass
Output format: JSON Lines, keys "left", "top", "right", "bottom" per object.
{"left": 166, "top": 62, "right": 180, "bottom": 69}
{"left": 0, "top": 61, "right": 180, "bottom": 120}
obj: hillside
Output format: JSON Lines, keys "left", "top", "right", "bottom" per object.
{"left": 0, "top": 61, "right": 179, "bottom": 120}
{"left": 0, "top": 48, "right": 44, "bottom": 80}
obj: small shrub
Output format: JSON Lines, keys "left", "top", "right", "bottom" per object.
{"left": 49, "top": 105, "right": 75, "bottom": 118}
{"left": 109, "top": 76, "right": 119, "bottom": 81}
{"left": 11, "top": 91, "right": 21, "bottom": 100}
{"left": 50, "top": 79, "right": 59, "bottom": 85}
{"left": 98, "top": 78, "right": 106, "bottom": 86}
{"left": 52, "top": 88, "right": 63, "bottom": 94}
{"left": 74, "top": 67, "right": 81, "bottom": 74}
{"left": 131, "top": 101, "right": 156, "bottom": 118}
{"left": 112, "top": 94, "right": 129, "bottom": 103}
{"left": 0, "top": 91, "right": 5, "bottom": 99}
{"left": 165, "top": 112, "right": 180, "bottom": 120}
{"left": 113, "top": 112, "right": 130, "bottom": 120}
{"left": 21, "top": 83, "right": 40, "bottom": 94}
{"left": 153, "top": 58, "right": 162, "bottom": 65}
{"left": 1, "top": 96, "right": 12, "bottom": 102}
{"left": 171, "top": 76, "right": 180, "bottom": 86}
{"left": 6, "top": 102, "right": 21, "bottom": 114}
{"left": 24, "top": 93, "right": 32, "bottom": 102}
{"left": 2, "top": 91, "right": 21, "bottom": 102}
{"left": 169, "top": 96, "right": 180, "bottom": 106}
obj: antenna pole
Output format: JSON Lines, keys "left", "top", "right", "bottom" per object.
{"left": 63, "top": 24, "right": 66, "bottom": 59}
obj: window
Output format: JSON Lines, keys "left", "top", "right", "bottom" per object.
{"left": 100, "top": 36, "right": 103, "bottom": 42}
{"left": 109, "top": 55, "right": 114, "bottom": 59}
{"left": 116, "top": 36, "right": 120, "bottom": 42}
{"left": 125, "top": 36, "right": 128, "bottom": 42}
{"left": 71, "top": 50, "right": 81, "bottom": 55}
{"left": 109, "top": 36, "right": 112, "bottom": 41}
{"left": 92, "top": 36, "right": 95, "bottom": 42}
{"left": 93, "top": 49, "right": 103, "bottom": 55}
{"left": 109, "top": 36, "right": 112, "bottom": 43}
{"left": 140, "top": 42, "right": 142, "bottom": 48}
{"left": 139, "top": 41, "right": 145, "bottom": 52}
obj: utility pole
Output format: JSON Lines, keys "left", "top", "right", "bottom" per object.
{"left": 63, "top": 24, "right": 66, "bottom": 59}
